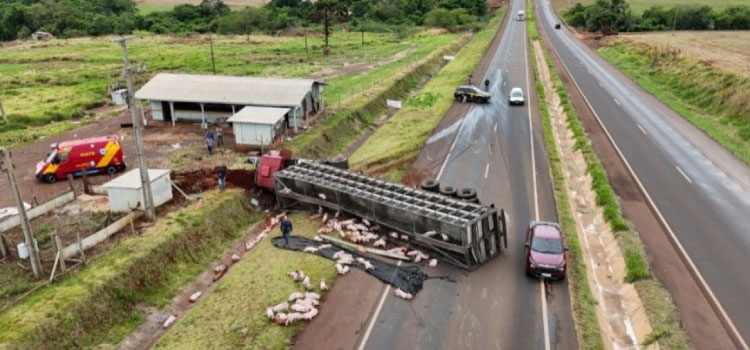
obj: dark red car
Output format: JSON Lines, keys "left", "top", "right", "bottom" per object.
{"left": 525, "top": 221, "right": 567, "bottom": 280}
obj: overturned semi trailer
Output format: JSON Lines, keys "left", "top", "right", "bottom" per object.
{"left": 274, "top": 161, "right": 507, "bottom": 270}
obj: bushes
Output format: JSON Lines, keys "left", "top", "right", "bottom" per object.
{"left": 564, "top": 1, "right": 750, "bottom": 32}
{"left": 424, "top": 8, "right": 479, "bottom": 31}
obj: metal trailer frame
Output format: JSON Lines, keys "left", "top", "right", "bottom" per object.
{"left": 274, "top": 162, "right": 507, "bottom": 270}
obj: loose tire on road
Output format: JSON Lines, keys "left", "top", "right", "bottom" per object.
{"left": 457, "top": 188, "right": 477, "bottom": 201}
{"left": 440, "top": 185, "right": 457, "bottom": 197}
{"left": 44, "top": 174, "right": 57, "bottom": 183}
{"left": 421, "top": 179, "right": 440, "bottom": 192}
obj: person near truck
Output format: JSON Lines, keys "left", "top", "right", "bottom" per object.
{"left": 216, "top": 124, "right": 224, "bottom": 147}
{"left": 205, "top": 129, "right": 215, "bottom": 155}
{"left": 484, "top": 78, "right": 490, "bottom": 91}
{"left": 280, "top": 215, "right": 293, "bottom": 246}
{"left": 217, "top": 164, "right": 227, "bottom": 191}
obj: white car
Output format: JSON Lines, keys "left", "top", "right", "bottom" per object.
{"left": 509, "top": 87, "right": 525, "bottom": 105}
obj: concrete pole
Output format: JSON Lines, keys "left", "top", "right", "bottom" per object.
{"left": 114, "top": 37, "right": 155, "bottom": 221}
{"left": 1, "top": 148, "right": 43, "bottom": 278}
{"left": 170, "top": 101, "right": 175, "bottom": 126}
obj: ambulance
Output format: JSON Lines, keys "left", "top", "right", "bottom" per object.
{"left": 36, "top": 135, "right": 126, "bottom": 183}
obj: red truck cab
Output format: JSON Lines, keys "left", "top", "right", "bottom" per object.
{"left": 36, "top": 135, "right": 126, "bottom": 183}
{"left": 255, "top": 150, "right": 293, "bottom": 190}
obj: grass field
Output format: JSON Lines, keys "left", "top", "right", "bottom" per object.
{"left": 153, "top": 213, "right": 336, "bottom": 349}
{"left": 618, "top": 31, "right": 750, "bottom": 76}
{"left": 349, "top": 10, "right": 505, "bottom": 179}
{"left": 598, "top": 37, "right": 750, "bottom": 165}
{"left": 0, "top": 30, "right": 455, "bottom": 148}
{"left": 137, "top": 4, "right": 174, "bottom": 14}
{"left": 551, "top": 0, "right": 747, "bottom": 14}
{"left": 0, "top": 190, "right": 259, "bottom": 349}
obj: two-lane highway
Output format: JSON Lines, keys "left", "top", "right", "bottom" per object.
{"left": 537, "top": 0, "right": 750, "bottom": 348}
{"left": 355, "top": 0, "right": 577, "bottom": 348}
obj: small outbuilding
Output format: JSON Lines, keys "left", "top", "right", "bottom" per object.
{"left": 31, "top": 31, "right": 53, "bottom": 41}
{"left": 103, "top": 169, "right": 173, "bottom": 213}
{"left": 227, "top": 106, "right": 288, "bottom": 147}
{"left": 134, "top": 73, "right": 324, "bottom": 129}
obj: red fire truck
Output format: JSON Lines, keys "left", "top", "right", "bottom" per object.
{"left": 35, "top": 135, "right": 126, "bottom": 183}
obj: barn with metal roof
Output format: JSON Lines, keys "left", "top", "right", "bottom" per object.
{"left": 134, "top": 73, "right": 324, "bottom": 128}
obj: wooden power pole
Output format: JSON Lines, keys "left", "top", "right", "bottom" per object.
{"left": 111, "top": 36, "right": 156, "bottom": 221}
{"left": 1, "top": 147, "right": 43, "bottom": 278}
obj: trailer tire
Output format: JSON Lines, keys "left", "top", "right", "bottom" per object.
{"left": 440, "top": 186, "right": 457, "bottom": 197}
{"left": 44, "top": 174, "right": 57, "bottom": 183}
{"left": 326, "top": 157, "right": 349, "bottom": 170}
{"left": 421, "top": 179, "right": 440, "bottom": 192}
{"left": 457, "top": 188, "right": 477, "bottom": 201}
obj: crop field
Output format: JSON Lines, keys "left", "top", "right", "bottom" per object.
{"left": 616, "top": 31, "right": 750, "bottom": 76}
{"left": 0, "top": 30, "right": 457, "bottom": 148}
{"left": 551, "top": 0, "right": 747, "bottom": 13}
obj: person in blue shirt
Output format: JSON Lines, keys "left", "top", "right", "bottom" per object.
{"left": 280, "top": 216, "right": 293, "bottom": 246}
{"left": 205, "top": 130, "right": 215, "bottom": 155}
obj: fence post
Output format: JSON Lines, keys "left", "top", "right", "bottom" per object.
{"left": 0, "top": 234, "right": 7, "bottom": 259}
{"left": 67, "top": 174, "right": 76, "bottom": 198}
{"left": 53, "top": 233, "right": 66, "bottom": 273}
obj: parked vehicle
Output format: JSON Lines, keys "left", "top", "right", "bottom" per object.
{"left": 525, "top": 221, "right": 567, "bottom": 279}
{"left": 517, "top": 10, "right": 525, "bottom": 21}
{"left": 36, "top": 135, "right": 125, "bottom": 183}
{"left": 454, "top": 85, "right": 491, "bottom": 103}
{"left": 509, "top": 87, "right": 525, "bottom": 105}
{"left": 555, "top": 23, "right": 562, "bottom": 29}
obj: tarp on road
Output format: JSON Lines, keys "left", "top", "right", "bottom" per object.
{"left": 272, "top": 236, "right": 426, "bottom": 295}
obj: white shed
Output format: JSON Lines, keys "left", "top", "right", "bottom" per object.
{"left": 103, "top": 169, "right": 173, "bottom": 212}
{"left": 227, "top": 106, "right": 288, "bottom": 147}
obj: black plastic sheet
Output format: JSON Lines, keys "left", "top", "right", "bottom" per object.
{"left": 272, "top": 236, "right": 426, "bottom": 295}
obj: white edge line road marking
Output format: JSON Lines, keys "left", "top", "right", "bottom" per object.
{"left": 637, "top": 124, "right": 647, "bottom": 135}
{"left": 540, "top": 3, "right": 749, "bottom": 348}
{"left": 485, "top": 163, "right": 491, "bottom": 179}
{"left": 357, "top": 261, "right": 402, "bottom": 350}
{"left": 524, "top": 12, "right": 551, "bottom": 350}
{"left": 676, "top": 166, "right": 693, "bottom": 184}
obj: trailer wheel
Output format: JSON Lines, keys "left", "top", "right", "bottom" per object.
{"left": 327, "top": 156, "right": 349, "bottom": 170}
{"left": 106, "top": 165, "right": 117, "bottom": 175}
{"left": 421, "top": 179, "right": 440, "bottom": 192}
{"left": 440, "top": 185, "right": 457, "bottom": 197}
{"left": 457, "top": 188, "right": 477, "bottom": 201}
{"left": 44, "top": 174, "right": 57, "bottom": 183}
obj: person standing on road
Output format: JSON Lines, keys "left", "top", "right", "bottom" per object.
{"left": 484, "top": 78, "right": 490, "bottom": 91}
{"left": 466, "top": 74, "right": 473, "bottom": 85}
{"left": 217, "top": 164, "right": 227, "bottom": 191}
{"left": 205, "top": 129, "right": 215, "bottom": 155}
{"left": 280, "top": 215, "right": 293, "bottom": 246}
{"left": 216, "top": 124, "right": 224, "bottom": 147}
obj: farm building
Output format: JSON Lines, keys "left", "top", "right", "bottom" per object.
{"left": 102, "top": 169, "right": 173, "bottom": 213}
{"left": 134, "top": 73, "right": 324, "bottom": 128}
{"left": 227, "top": 106, "right": 287, "bottom": 147}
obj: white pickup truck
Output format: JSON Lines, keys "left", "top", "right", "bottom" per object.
{"left": 516, "top": 10, "right": 525, "bottom": 21}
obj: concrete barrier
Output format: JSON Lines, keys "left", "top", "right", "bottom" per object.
{"left": 62, "top": 211, "right": 142, "bottom": 259}
{"left": 0, "top": 191, "right": 75, "bottom": 233}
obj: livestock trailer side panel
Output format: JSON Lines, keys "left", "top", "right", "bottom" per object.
{"left": 274, "top": 162, "right": 507, "bottom": 270}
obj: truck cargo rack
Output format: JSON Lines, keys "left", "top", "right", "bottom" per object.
{"left": 274, "top": 162, "right": 507, "bottom": 270}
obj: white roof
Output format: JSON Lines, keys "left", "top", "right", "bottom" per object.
{"left": 134, "top": 73, "right": 318, "bottom": 107}
{"left": 103, "top": 169, "right": 170, "bottom": 190}
{"left": 227, "top": 106, "right": 288, "bottom": 125}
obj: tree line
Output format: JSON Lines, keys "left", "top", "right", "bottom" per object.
{"left": 564, "top": 0, "right": 750, "bottom": 33}
{"left": 0, "top": 0, "right": 489, "bottom": 42}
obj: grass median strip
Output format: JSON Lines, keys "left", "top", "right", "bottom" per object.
{"left": 526, "top": 4, "right": 603, "bottom": 350}
{"left": 0, "top": 190, "right": 259, "bottom": 350}
{"left": 348, "top": 9, "right": 506, "bottom": 180}
{"left": 153, "top": 213, "right": 336, "bottom": 350}
{"left": 529, "top": 3, "right": 691, "bottom": 349}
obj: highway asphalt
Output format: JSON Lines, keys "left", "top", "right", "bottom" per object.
{"left": 355, "top": 0, "right": 578, "bottom": 349}
{"left": 537, "top": 0, "right": 750, "bottom": 347}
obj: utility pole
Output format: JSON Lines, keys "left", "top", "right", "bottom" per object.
{"left": 208, "top": 31, "right": 216, "bottom": 75}
{"left": 671, "top": 7, "right": 679, "bottom": 36}
{"left": 1, "top": 148, "right": 43, "bottom": 278}
{"left": 0, "top": 95, "right": 7, "bottom": 123}
{"left": 111, "top": 36, "right": 156, "bottom": 221}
